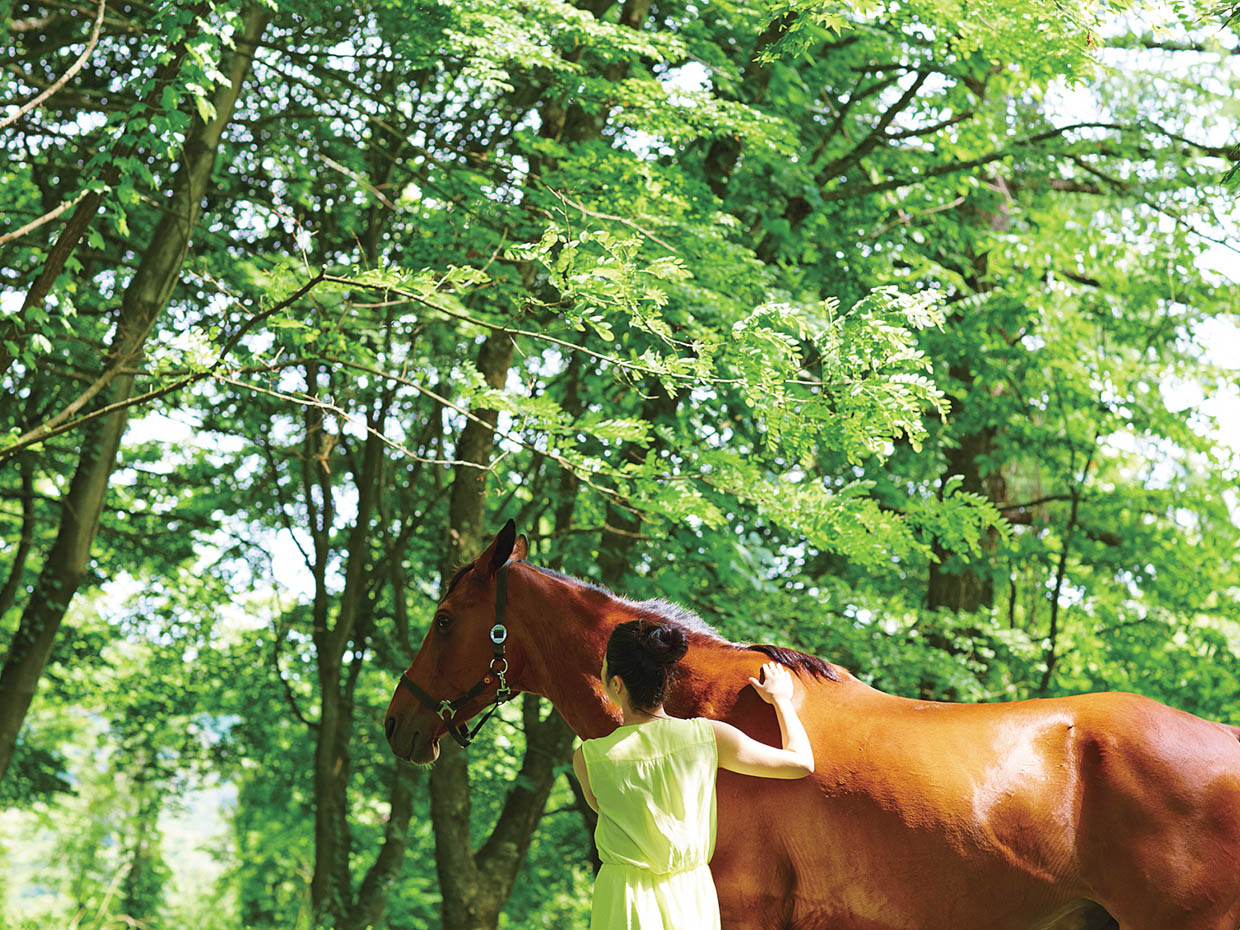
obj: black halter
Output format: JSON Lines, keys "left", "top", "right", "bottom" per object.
{"left": 398, "top": 561, "right": 515, "bottom": 748}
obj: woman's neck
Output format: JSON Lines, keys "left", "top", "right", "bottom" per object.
{"left": 617, "top": 701, "right": 670, "bottom": 727}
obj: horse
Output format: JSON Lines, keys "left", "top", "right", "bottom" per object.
{"left": 384, "top": 521, "right": 1240, "bottom": 930}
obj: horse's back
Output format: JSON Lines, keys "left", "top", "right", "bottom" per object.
{"left": 1066, "top": 691, "right": 1240, "bottom": 928}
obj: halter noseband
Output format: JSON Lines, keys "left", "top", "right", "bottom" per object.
{"left": 397, "top": 561, "right": 515, "bottom": 748}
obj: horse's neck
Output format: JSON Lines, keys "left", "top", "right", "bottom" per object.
{"left": 510, "top": 566, "right": 767, "bottom": 738}
{"left": 669, "top": 636, "right": 766, "bottom": 721}
{"left": 509, "top": 570, "right": 620, "bottom": 738}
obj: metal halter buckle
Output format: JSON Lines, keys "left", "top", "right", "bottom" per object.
{"left": 490, "top": 624, "right": 507, "bottom": 644}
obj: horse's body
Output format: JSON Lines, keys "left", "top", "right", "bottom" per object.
{"left": 385, "top": 525, "right": 1240, "bottom": 930}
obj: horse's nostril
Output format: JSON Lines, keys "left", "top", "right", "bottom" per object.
{"left": 385, "top": 717, "right": 396, "bottom": 741}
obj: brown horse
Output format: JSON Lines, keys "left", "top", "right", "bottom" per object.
{"left": 384, "top": 522, "right": 1240, "bottom": 930}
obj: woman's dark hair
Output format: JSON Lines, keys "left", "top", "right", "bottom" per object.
{"left": 604, "top": 619, "right": 689, "bottom": 711}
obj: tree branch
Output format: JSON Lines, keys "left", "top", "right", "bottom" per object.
{"left": 817, "top": 71, "right": 930, "bottom": 182}
{"left": 0, "top": 272, "right": 327, "bottom": 465}
{"left": 0, "top": 457, "right": 37, "bottom": 618}
{"left": 820, "top": 120, "right": 1236, "bottom": 203}
{"left": 273, "top": 621, "right": 318, "bottom": 731}
{"left": 0, "top": 0, "right": 106, "bottom": 132}
{"left": 0, "top": 190, "right": 90, "bottom": 247}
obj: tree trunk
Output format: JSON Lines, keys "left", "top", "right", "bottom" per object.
{"left": 430, "top": 329, "right": 515, "bottom": 930}
{"left": 0, "top": 4, "right": 269, "bottom": 785}
{"left": 0, "top": 3, "right": 213, "bottom": 383}
{"left": 926, "top": 175, "right": 1013, "bottom": 614}
{"left": 342, "top": 762, "right": 421, "bottom": 930}
{"left": 926, "top": 412, "right": 1005, "bottom": 612}
{"left": 310, "top": 389, "right": 390, "bottom": 924}
{"left": 597, "top": 387, "right": 679, "bottom": 584}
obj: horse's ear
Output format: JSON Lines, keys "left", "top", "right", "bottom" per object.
{"left": 511, "top": 533, "right": 528, "bottom": 563}
{"left": 477, "top": 519, "right": 518, "bottom": 576}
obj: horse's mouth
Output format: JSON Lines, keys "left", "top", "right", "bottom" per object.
{"left": 406, "top": 732, "right": 440, "bottom": 766}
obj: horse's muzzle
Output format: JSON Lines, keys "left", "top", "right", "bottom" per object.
{"left": 386, "top": 715, "right": 440, "bottom": 764}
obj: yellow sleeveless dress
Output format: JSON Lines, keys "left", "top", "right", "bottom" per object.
{"left": 581, "top": 716, "right": 720, "bottom": 930}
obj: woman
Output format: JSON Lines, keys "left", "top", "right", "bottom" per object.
{"left": 572, "top": 619, "right": 815, "bottom": 930}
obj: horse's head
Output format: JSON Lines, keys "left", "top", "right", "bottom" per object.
{"left": 384, "top": 519, "right": 528, "bottom": 763}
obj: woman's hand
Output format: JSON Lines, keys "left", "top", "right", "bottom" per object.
{"left": 748, "top": 662, "right": 795, "bottom": 705}
{"left": 713, "top": 661, "right": 814, "bottom": 778}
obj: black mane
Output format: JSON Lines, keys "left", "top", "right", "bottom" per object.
{"left": 745, "top": 643, "right": 839, "bottom": 682}
{"left": 525, "top": 562, "right": 840, "bottom": 682}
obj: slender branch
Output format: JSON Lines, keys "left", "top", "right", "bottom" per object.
{"left": 320, "top": 356, "right": 640, "bottom": 514}
{"left": 257, "top": 429, "right": 315, "bottom": 571}
{"left": 885, "top": 110, "right": 974, "bottom": 141}
{"left": 217, "top": 374, "right": 507, "bottom": 472}
{"left": 821, "top": 120, "right": 1238, "bottom": 203}
{"left": 0, "top": 273, "right": 327, "bottom": 463}
{"left": 320, "top": 274, "right": 843, "bottom": 389}
{"left": 274, "top": 620, "right": 318, "bottom": 730}
{"left": 0, "top": 0, "right": 106, "bottom": 132}
{"left": 544, "top": 187, "right": 679, "bottom": 254}
{"left": 863, "top": 196, "right": 965, "bottom": 240}
{"left": 0, "top": 190, "right": 90, "bottom": 246}
{"left": 1108, "top": 35, "right": 1240, "bottom": 55}
{"left": 1037, "top": 437, "right": 1098, "bottom": 695}
{"left": 318, "top": 154, "right": 400, "bottom": 211}
{"left": 1001, "top": 493, "right": 1081, "bottom": 511}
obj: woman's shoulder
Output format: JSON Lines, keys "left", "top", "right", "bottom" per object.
{"left": 645, "top": 715, "right": 716, "bottom": 753}
{"left": 584, "top": 716, "right": 713, "bottom": 761}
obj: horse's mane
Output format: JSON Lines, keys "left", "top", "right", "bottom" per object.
{"left": 525, "top": 563, "right": 839, "bottom": 682}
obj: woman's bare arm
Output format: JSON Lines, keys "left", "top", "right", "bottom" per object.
{"left": 710, "top": 663, "right": 814, "bottom": 779}
{"left": 572, "top": 745, "right": 600, "bottom": 811}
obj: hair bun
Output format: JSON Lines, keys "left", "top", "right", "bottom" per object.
{"left": 639, "top": 622, "right": 689, "bottom": 667}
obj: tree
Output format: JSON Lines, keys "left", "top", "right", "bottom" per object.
{"left": 0, "top": 0, "right": 270, "bottom": 783}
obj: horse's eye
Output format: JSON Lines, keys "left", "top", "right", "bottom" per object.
{"left": 435, "top": 613, "right": 452, "bottom": 632}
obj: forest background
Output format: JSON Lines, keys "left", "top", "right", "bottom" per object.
{"left": 1, "top": 0, "right": 1239, "bottom": 926}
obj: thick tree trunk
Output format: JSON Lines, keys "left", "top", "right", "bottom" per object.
{"left": 427, "top": 329, "right": 587, "bottom": 930}
{"left": 926, "top": 177, "right": 1012, "bottom": 615}
{"left": 429, "top": 1, "right": 672, "bottom": 916}
{"left": 0, "top": 4, "right": 269, "bottom": 784}
{"left": 430, "top": 329, "right": 515, "bottom": 930}
{"left": 310, "top": 392, "right": 389, "bottom": 924}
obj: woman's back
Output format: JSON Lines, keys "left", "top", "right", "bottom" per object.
{"left": 582, "top": 716, "right": 718, "bottom": 929}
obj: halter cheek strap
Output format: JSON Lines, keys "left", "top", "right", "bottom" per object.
{"left": 398, "top": 562, "right": 515, "bottom": 748}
